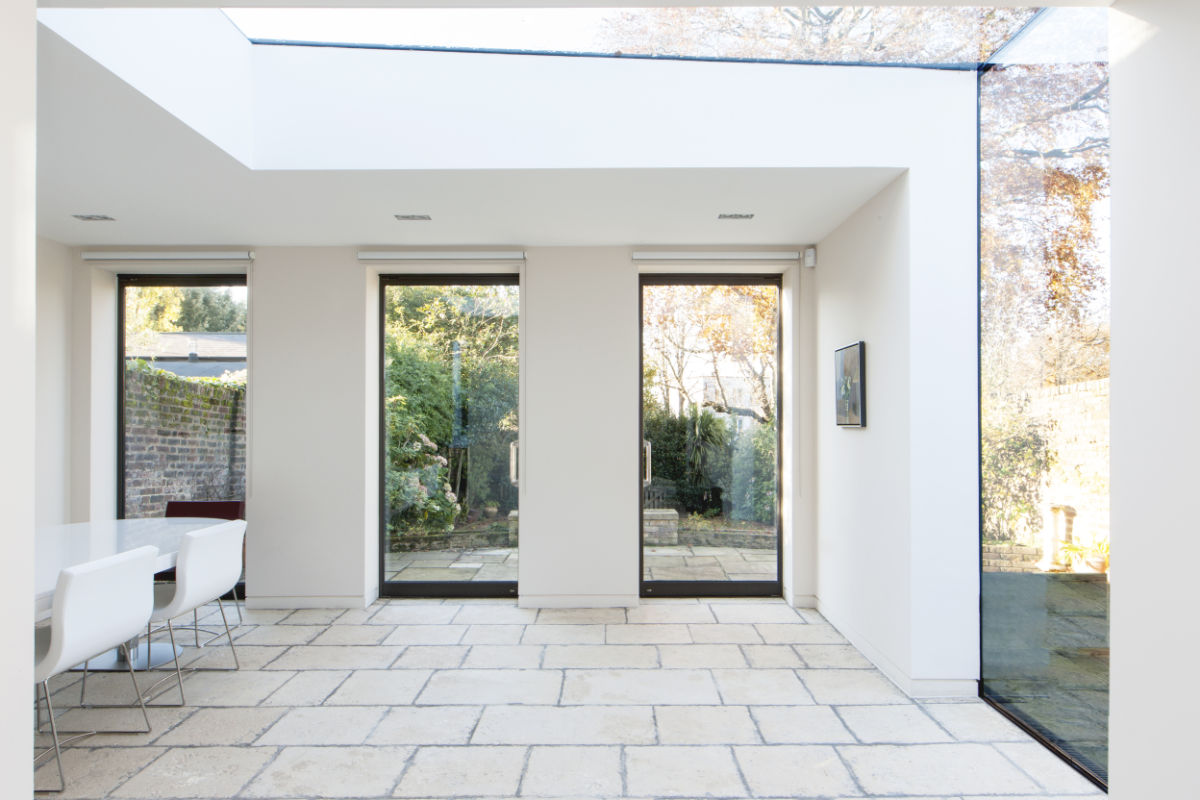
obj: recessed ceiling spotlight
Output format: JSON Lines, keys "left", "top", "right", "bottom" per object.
{"left": 718, "top": 213, "right": 754, "bottom": 220}
{"left": 72, "top": 214, "right": 116, "bottom": 221}
{"left": 394, "top": 214, "right": 432, "bottom": 221}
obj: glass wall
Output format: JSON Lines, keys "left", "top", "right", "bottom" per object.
{"left": 119, "top": 276, "right": 248, "bottom": 518}
{"left": 979, "top": 9, "right": 1110, "bottom": 787}
{"left": 641, "top": 276, "right": 781, "bottom": 596}
{"left": 381, "top": 278, "right": 519, "bottom": 596}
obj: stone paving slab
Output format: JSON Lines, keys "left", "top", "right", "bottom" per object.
{"left": 36, "top": 598, "right": 1104, "bottom": 800}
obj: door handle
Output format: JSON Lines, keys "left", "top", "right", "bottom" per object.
{"left": 509, "top": 440, "right": 519, "bottom": 487}
{"left": 643, "top": 439, "right": 652, "bottom": 488}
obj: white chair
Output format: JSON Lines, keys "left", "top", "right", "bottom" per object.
{"left": 148, "top": 520, "right": 247, "bottom": 704}
{"left": 34, "top": 545, "right": 158, "bottom": 793}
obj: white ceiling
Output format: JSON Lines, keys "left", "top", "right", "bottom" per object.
{"left": 37, "top": 22, "right": 904, "bottom": 248}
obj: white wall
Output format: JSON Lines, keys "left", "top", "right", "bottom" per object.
{"left": 782, "top": 263, "right": 817, "bottom": 607}
{"left": 68, "top": 262, "right": 117, "bottom": 523}
{"left": 253, "top": 41, "right": 974, "bottom": 172}
{"left": 2, "top": 0, "right": 35, "bottom": 792}
{"left": 361, "top": 262, "right": 380, "bottom": 602}
{"left": 904, "top": 160, "right": 980, "bottom": 686}
{"left": 520, "top": 248, "right": 640, "bottom": 606}
{"left": 245, "top": 248, "right": 378, "bottom": 608}
{"left": 37, "top": 8, "right": 254, "bottom": 165}
{"left": 37, "top": 238, "right": 73, "bottom": 527}
{"left": 817, "top": 175, "right": 915, "bottom": 687}
{"left": 1108, "top": 1, "right": 1200, "bottom": 796}
{"left": 816, "top": 169, "right": 978, "bottom": 697}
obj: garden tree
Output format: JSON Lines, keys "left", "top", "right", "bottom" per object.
{"left": 980, "top": 62, "right": 1110, "bottom": 398}
{"left": 175, "top": 288, "right": 247, "bottom": 332}
{"left": 124, "top": 286, "right": 183, "bottom": 351}
{"left": 383, "top": 284, "right": 519, "bottom": 535}
{"left": 597, "top": 7, "right": 1036, "bottom": 64}
{"left": 642, "top": 284, "right": 777, "bottom": 523}
{"left": 642, "top": 284, "right": 778, "bottom": 424}
{"left": 979, "top": 60, "right": 1110, "bottom": 542}
{"left": 125, "top": 286, "right": 246, "bottom": 342}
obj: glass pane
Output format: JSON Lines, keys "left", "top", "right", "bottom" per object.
{"left": 121, "top": 283, "right": 248, "bottom": 518}
{"left": 382, "top": 282, "right": 519, "bottom": 588}
{"left": 979, "top": 8, "right": 1110, "bottom": 786}
{"left": 641, "top": 281, "right": 779, "bottom": 586}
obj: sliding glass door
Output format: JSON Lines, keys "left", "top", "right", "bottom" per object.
{"left": 380, "top": 277, "right": 519, "bottom": 597}
{"left": 640, "top": 276, "right": 781, "bottom": 597}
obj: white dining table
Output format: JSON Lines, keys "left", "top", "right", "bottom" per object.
{"left": 35, "top": 517, "right": 232, "bottom": 669}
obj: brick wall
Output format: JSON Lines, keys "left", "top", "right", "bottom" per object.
{"left": 1030, "top": 378, "right": 1110, "bottom": 547}
{"left": 123, "top": 363, "right": 246, "bottom": 518}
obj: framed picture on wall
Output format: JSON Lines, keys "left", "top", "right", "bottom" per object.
{"left": 835, "top": 341, "right": 865, "bottom": 427}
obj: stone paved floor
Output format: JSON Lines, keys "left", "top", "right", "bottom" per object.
{"left": 37, "top": 598, "right": 1102, "bottom": 799}
{"left": 386, "top": 546, "right": 779, "bottom": 583}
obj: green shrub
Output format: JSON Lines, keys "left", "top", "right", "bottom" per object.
{"left": 383, "top": 285, "right": 520, "bottom": 520}
{"left": 730, "top": 420, "right": 777, "bottom": 523}
{"left": 384, "top": 341, "right": 453, "bottom": 446}
{"left": 981, "top": 415, "right": 1054, "bottom": 542}
{"left": 384, "top": 404, "right": 459, "bottom": 533}
{"left": 643, "top": 403, "right": 734, "bottom": 514}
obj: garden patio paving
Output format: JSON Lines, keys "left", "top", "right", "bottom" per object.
{"left": 36, "top": 597, "right": 1102, "bottom": 798}
{"left": 982, "top": 571, "right": 1109, "bottom": 781}
{"left": 385, "top": 545, "right": 779, "bottom": 582}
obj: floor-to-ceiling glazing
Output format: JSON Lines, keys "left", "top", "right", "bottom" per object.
{"left": 640, "top": 276, "right": 782, "bottom": 597}
{"left": 381, "top": 277, "right": 520, "bottom": 596}
{"left": 979, "top": 8, "right": 1111, "bottom": 787}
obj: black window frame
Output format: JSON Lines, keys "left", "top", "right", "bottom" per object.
{"left": 116, "top": 273, "right": 249, "bottom": 520}
{"left": 639, "top": 273, "right": 784, "bottom": 599}
{"left": 378, "top": 273, "right": 520, "bottom": 599}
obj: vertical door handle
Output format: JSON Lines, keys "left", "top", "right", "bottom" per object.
{"left": 509, "top": 440, "right": 519, "bottom": 487}
{"left": 643, "top": 440, "right": 652, "bottom": 488}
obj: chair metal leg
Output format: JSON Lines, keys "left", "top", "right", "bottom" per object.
{"left": 120, "top": 643, "right": 152, "bottom": 733}
{"left": 217, "top": 597, "right": 240, "bottom": 670}
{"left": 34, "top": 685, "right": 44, "bottom": 732}
{"left": 142, "top": 602, "right": 239, "bottom": 699}
{"left": 166, "top": 619, "right": 185, "bottom": 705}
{"left": 34, "top": 681, "right": 66, "bottom": 793}
{"left": 193, "top": 608, "right": 199, "bottom": 648}
{"left": 138, "top": 618, "right": 191, "bottom": 705}
{"left": 232, "top": 583, "right": 243, "bottom": 626}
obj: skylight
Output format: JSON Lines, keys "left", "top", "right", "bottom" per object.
{"left": 223, "top": 7, "right": 1040, "bottom": 67}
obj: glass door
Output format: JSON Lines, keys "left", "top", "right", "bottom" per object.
{"left": 381, "top": 277, "right": 519, "bottom": 597}
{"left": 640, "top": 276, "right": 781, "bottom": 597}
